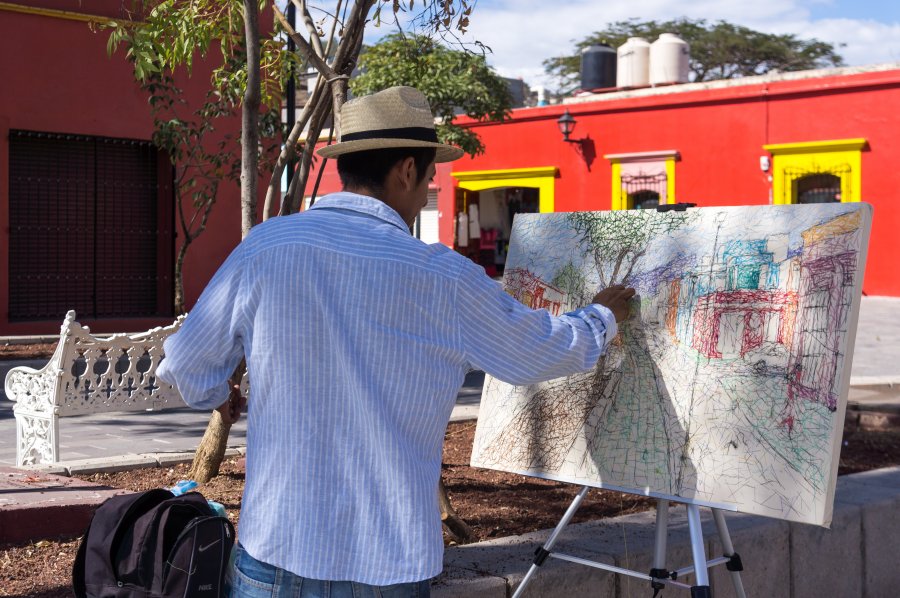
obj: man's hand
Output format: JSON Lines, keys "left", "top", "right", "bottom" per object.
{"left": 216, "top": 384, "right": 247, "bottom": 426}
{"left": 592, "top": 284, "right": 637, "bottom": 322}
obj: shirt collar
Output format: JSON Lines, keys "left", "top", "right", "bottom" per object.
{"left": 309, "top": 192, "right": 410, "bottom": 233}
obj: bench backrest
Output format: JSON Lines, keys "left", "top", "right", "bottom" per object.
{"left": 54, "top": 310, "right": 187, "bottom": 416}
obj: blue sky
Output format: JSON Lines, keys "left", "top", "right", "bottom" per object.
{"left": 360, "top": 0, "right": 900, "bottom": 87}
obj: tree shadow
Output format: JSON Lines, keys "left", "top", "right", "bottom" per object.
{"left": 475, "top": 300, "right": 699, "bottom": 502}
{"left": 584, "top": 305, "right": 698, "bottom": 501}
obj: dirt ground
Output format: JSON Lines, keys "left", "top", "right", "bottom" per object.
{"left": 0, "top": 343, "right": 57, "bottom": 361}
{"left": 3, "top": 421, "right": 900, "bottom": 596}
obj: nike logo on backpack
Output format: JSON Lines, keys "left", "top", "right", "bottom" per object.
{"left": 198, "top": 540, "right": 220, "bottom": 552}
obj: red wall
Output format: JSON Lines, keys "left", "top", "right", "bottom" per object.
{"left": 0, "top": 1, "right": 261, "bottom": 334}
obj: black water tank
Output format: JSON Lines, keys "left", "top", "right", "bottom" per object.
{"left": 581, "top": 44, "right": 616, "bottom": 91}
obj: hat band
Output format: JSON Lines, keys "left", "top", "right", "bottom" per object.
{"left": 340, "top": 126, "right": 438, "bottom": 143}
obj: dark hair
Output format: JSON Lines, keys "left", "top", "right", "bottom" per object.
{"left": 337, "top": 147, "right": 437, "bottom": 192}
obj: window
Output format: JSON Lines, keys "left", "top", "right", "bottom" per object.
{"left": 763, "top": 139, "right": 866, "bottom": 204}
{"left": 605, "top": 150, "right": 679, "bottom": 210}
{"left": 796, "top": 173, "right": 842, "bottom": 204}
{"left": 628, "top": 191, "right": 661, "bottom": 210}
{"left": 8, "top": 130, "right": 173, "bottom": 321}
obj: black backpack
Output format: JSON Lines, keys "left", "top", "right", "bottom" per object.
{"left": 73, "top": 488, "right": 235, "bottom": 598}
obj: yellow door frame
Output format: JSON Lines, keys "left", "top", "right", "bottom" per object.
{"left": 763, "top": 138, "right": 867, "bottom": 204}
{"left": 604, "top": 150, "right": 679, "bottom": 210}
{"left": 450, "top": 166, "right": 558, "bottom": 213}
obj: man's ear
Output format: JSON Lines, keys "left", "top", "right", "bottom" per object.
{"left": 397, "top": 156, "right": 417, "bottom": 191}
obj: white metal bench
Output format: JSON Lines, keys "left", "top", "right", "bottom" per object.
{"left": 5, "top": 310, "right": 187, "bottom": 466}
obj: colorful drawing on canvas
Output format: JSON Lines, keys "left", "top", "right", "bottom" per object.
{"left": 470, "top": 203, "right": 872, "bottom": 526}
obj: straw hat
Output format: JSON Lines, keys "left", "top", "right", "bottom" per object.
{"left": 316, "top": 86, "right": 464, "bottom": 162}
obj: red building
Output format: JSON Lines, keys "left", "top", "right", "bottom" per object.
{"left": 311, "top": 63, "right": 900, "bottom": 298}
{"left": 0, "top": 1, "right": 256, "bottom": 335}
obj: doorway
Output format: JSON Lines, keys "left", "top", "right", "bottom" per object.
{"left": 454, "top": 186, "right": 540, "bottom": 277}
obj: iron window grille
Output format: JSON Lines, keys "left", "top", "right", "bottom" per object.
{"left": 621, "top": 173, "right": 666, "bottom": 209}
{"left": 784, "top": 164, "right": 851, "bottom": 204}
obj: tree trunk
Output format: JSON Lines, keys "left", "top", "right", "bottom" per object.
{"left": 188, "top": 0, "right": 261, "bottom": 482}
{"left": 240, "top": 0, "right": 261, "bottom": 238}
{"left": 173, "top": 240, "right": 189, "bottom": 316}
{"left": 188, "top": 409, "right": 234, "bottom": 482}
{"left": 439, "top": 479, "right": 475, "bottom": 543}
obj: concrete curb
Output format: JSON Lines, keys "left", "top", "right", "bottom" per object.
{"left": 14, "top": 408, "right": 478, "bottom": 476}
{"left": 23, "top": 446, "right": 247, "bottom": 477}
{"left": 849, "top": 376, "right": 899, "bottom": 390}
{"left": 0, "top": 467, "right": 127, "bottom": 545}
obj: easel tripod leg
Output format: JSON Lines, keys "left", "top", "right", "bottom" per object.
{"left": 686, "top": 504, "right": 712, "bottom": 598}
{"left": 511, "top": 486, "right": 591, "bottom": 598}
{"left": 650, "top": 499, "right": 670, "bottom": 594}
{"left": 711, "top": 509, "right": 746, "bottom": 598}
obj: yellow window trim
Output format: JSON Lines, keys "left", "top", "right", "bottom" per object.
{"left": 763, "top": 139, "right": 867, "bottom": 155}
{"left": 451, "top": 166, "right": 558, "bottom": 213}
{"left": 605, "top": 151, "right": 679, "bottom": 211}
{"left": 763, "top": 138, "right": 867, "bottom": 204}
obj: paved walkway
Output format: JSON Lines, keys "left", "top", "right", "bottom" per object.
{"left": 0, "top": 369, "right": 484, "bottom": 466}
{"left": 0, "top": 296, "right": 897, "bottom": 467}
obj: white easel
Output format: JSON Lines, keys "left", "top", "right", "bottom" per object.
{"left": 513, "top": 487, "right": 747, "bottom": 598}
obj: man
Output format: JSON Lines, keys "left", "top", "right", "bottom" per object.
{"left": 157, "top": 86, "right": 635, "bottom": 597}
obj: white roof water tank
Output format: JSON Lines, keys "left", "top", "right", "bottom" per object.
{"left": 650, "top": 33, "right": 690, "bottom": 86}
{"left": 617, "top": 37, "right": 651, "bottom": 89}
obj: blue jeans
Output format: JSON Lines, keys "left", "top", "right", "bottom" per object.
{"left": 227, "top": 543, "right": 431, "bottom": 598}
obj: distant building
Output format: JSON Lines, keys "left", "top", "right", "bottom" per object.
{"left": 503, "top": 268, "right": 567, "bottom": 315}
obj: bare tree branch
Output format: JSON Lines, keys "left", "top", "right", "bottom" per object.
{"left": 295, "top": 0, "right": 326, "bottom": 58}
{"left": 262, "top": 79, "right": 328, "bottom": 220}
{"left": 283, "top": 95, "right": 332, "bottom": 214}
{"left": 322, "top": 0, "right": 344, "bottom": 60}
{"left": 274, "top": 5, "right": 337, "bottom": 80}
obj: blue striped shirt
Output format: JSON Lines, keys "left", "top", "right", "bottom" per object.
{"left": 157, "top": 192, "right": 616, "bottom": 584}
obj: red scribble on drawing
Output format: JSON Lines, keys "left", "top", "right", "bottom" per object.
{"left": 691, "top": 290, "right": 798, "bottom": 359}
{"left": 504, "top": 268, "right": 567, "bottom": 315}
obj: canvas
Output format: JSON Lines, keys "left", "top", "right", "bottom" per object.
{"left": 471, "top": 203, "right": 872, "bottom": 526}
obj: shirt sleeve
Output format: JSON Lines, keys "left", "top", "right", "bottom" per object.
{"left": 157, "top": 244, "right": 248, "bottom": 410}
{"left": 456, "top": 259, "right": 617, "bottom": 386}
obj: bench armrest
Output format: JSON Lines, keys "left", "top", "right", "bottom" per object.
{"left": 5, "top": 363, "right": 61, "bottom": 415}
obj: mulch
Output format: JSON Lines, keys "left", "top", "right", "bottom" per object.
{"left": 0, "top": 343, "right": 57, "bottom": 361}
{"left": 2, "top": 420, "right": 900, "bottom": 596}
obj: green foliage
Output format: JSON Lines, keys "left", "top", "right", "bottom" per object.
{"left": 544, "top": 18, "right": 845, "bottom": 90}
{"left": 551, "top": 262, "right": 590, "bottom": 307}
{"left": 106, "top": 0, "right": 292, "bottom": 106}
{"left": 350, "top": 33, "right": 512, "bottom": 156}
{"left": 106, "top": 0, "right": 290, "bottom": 169}
{"left": 567, "top": 211, "right": 697, "bottom": 287}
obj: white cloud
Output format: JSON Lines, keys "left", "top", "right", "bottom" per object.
{"left": 783, "top": 18, "right": 900, "bottom": 65}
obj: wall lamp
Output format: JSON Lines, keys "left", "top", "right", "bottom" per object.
{"left": 557, "top": 109, "right": 584, "bottom": 144}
